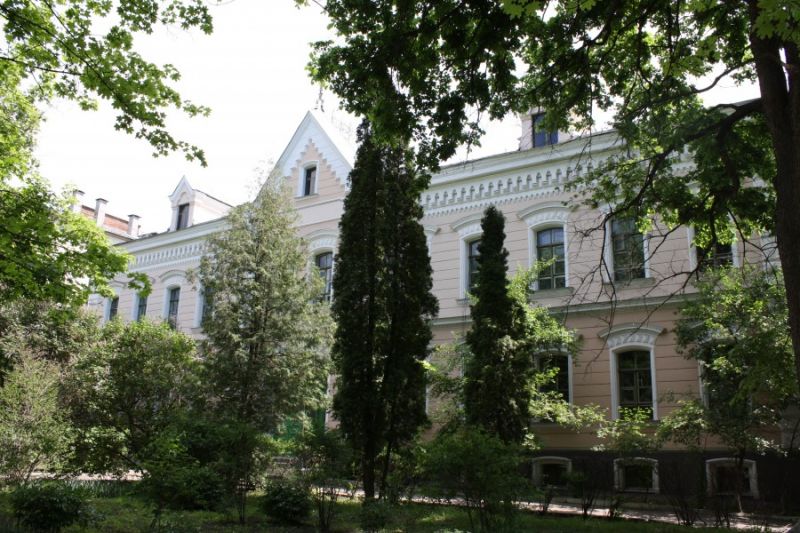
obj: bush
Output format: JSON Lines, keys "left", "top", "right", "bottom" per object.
{"left": 359, "top": 499, "right": 391, "bottom": 532}
{"left": 422, "top": 427, "right": 525, "bottom": 532}
{"left": 139, "top": 431, "right": 227, "bottom": 513}
{"left": 261, "top": 479, "right": 311, "bottom": 524}
{"left": 10, "top": 482, "right": 89, "bottom": 532}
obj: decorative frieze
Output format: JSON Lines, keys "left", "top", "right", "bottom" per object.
{"left": 132, "top": 241, "right": 206, "bottom": 270}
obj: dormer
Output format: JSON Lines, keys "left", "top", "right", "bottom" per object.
{"left": 168, "top": 176, "right": 231, "bottom": 231}
{"left": 519, "top": 109, "right": 569, "bottom": 151}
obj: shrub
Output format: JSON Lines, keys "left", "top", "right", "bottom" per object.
{"left": 261, "top": 479, "right": 311, "bottom": 524}
{"left": 359, "top": 499, "right": 391, "bottom": 532}
{"left": 422, "top": 427, "right": 525, "bottom": 532}
{"left": 10, "top": 482, "right": 89, "bottom": 532}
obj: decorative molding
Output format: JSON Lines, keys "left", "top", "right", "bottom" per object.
{"left": 450, "top": 213, "right": 484, "bottom": 236}
{"left": 307, "top": 229, "right": 338, "bottom": 253}
{"left": 599, "top": 323, "right": 664, "bottom": 349}
{"left": 158, "top": 269, "right": 187, "bottom": 283}
{"left": 135, "top": 242, "right": 206, "bottom": 270}
{"left": 517, "top": 202, "right": 570, "bottom": 228}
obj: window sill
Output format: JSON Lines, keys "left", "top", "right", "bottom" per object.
{"left": 456, "top": 297, "right": 470, "bottom": 307}
{"left": 603, "top": 277, "right": 656, "bottom": 289}
{"left": 530, "top": 286, "right": 574, "bottom": 300}
{"left": 296, "top": 193, "right": 319, "bottom": 199}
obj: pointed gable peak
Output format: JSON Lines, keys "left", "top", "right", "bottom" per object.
{"left": 276, "top": 110, "right": 355, "bottom": 186}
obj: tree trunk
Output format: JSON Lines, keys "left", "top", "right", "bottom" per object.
{"left": 749, "top": 11, "right": 800, "bottom": 388}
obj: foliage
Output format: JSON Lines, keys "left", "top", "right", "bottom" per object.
{"left": 463, "top": 206, "right": 530, "bottom": 443}
{"left": 596, "top": 407, "right": 659, "bottom": 455}
{"left": 664, "top": 267, "right": 798, "bottom": 455}
{"left": 0, "top": 352, "right": 73, "bottom": 485}
{"left": 10, "top": 482, "right": 90, "bottom": 532}
{"left": 307, "top": 0, "right": 800, "bottom": 399}
{"left": 359, "top": 499, "right": 392, "bottom": 533}
{"left": 197, "top": 171, "right": 332, "bottom": 522}
{"left": 65, "top": 319, "right": 198, "bottom": 473}
{"left": 0, "top": 178, "right": 147, "bottom": 307}
{"left": 423, "top": 427, "right": 525, "bottom": 533}
{"left": 260, "top": 480, "right": 312, "bottom": 525}
{"left": 0, "top": 300, "right": 101, "bottom": 372}
{"left": 464, "top": 207, "right": 588, "bottom": 444}
{"left": 331, "top": 121, "right": 437, "bottom": 500}
{"left": 295, "top": 427, "right": 355, "bottom": 533}
{"left": 0, "top": 0, "right": 212, "bottom": 164}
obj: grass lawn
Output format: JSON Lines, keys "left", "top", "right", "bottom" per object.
{"left": 0, "top": 488, "right": 734, "bottom": 532}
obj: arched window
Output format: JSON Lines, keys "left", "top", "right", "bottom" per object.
{"left": 315, "top": 252, "right": 333, "bottom": 302}
{"left": 535, "top": 227, "right": 566, "bottom": 289}
{"left": 611, "top": 217, "right": 646, "bottom": 282}
{"left": 467, "top": 239, "right": 481, "bottom": 293}
{"left": 614, "top": 458, "right": 659, "bottom": 492}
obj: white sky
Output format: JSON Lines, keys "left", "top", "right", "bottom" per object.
{"left": 35, "top": 2, "right": 759, "bottom": 234}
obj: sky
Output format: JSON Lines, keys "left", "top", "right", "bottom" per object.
{"left": 34, "top": 2, "right": 759, "bottom": 234}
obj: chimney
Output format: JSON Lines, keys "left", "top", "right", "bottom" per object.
{"left": 72, "top": 189, "right": 85, "bottom": 213}
{"left": 127, "top": 214, "right": 141, "bottom": 238}
{"left": 94, "top": 198, "right": 107, "bottom": 226}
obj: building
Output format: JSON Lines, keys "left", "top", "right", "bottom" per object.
{"left": 73, "top": 190, "right": 142, "bottom": 244}
{"left": 89, "top": 110, "right": 788, "bottom": 500}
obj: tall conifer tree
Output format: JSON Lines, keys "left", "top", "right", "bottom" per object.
{"left": 464, "top": 206, "right": 532, "bottom": 443}
{"left": 332, "top": 121, "right": 438, "bottom": 501}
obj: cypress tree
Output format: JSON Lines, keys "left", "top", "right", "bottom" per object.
{"left": 463, "top": 206, "right": 532, "bottom": 443}
{"left": 332, "top": 121, "right": 438, "bottom": 501}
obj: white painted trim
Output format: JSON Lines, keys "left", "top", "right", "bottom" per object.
{"left": 614, "top": 457, "right": 659, "bottom": 493}
{"left": 193, "top": 285, "right": 204, "bottom": 328}
{"left": 459, "top": 230, "right": 483, "bottom": 300}
{"left": 298, "top": 160, "right": 320, "bottom": 197}
{"left": 531, "top": 456, "right": 572, "bottom": 487}
{"left": 162, "top": 284, "right": 182, "bottom": 321}
{"left": 602, "top": 324, "right": 662, "bottom": 420}
{"left": 705, "top": 458, "right": 758, "bottom": 498}
{"left": 518, "top": 203, "right": 570, "bottom": 289}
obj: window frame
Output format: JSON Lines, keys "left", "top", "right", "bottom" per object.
{"left": 466, "top": 238, "right": 481, "bottom": 295}
{"left": 705, "top": 458, "right": 758, "bottom": 498}
{"left": 531, "top": 456, "right": 572, "bottom": 488}
{"left": 609, "top": 217, "right": 647, "bottom": 282}
{"left": 299, "top": 162, "right": 319, "bottom": 197}
{"left": 315, "top": 251, "right": 334, "bottom": 302}
{"left": 601, "top": 324, "right": 663, "bottom": 420}
{"left": 614, "top": 457, "right": 660, "bottom": 493}
{"left": 176, "top": 203, "right": 190, "bottom": 230}
{"left": 165, "top": 286, "right": 181, "bottom": 329}
{"left": 135, "top": 293, "right": 147, "bottom": 321}
{"left": 535, "top": 226, "right": 567, "bottom": 290}
{"left": 531, "top": 112, "right": 559, "bottom": 148}
{"left": 535, "top": 353, "right": 573, "bottom": 405}
{"left": 107, "top": 296, "right": 119, "bottom": 321}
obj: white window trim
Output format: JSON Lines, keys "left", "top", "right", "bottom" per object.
{"left": 131, "top": 293, "right": 147, "bottom": 321}
{"left": 686, "top": 225, "right": 740, "bottom": 271}
{"left": 600, "top": 324, "right": 663, "bottom": 420}
{"left": 705, "top": 458, "right": 758, "bottom": 499}
{"left": 307, "top": 230, "right": 338, "bottom": 301}
{"left": 604, "top": 219, "right": 651, "bottom": 283}
{"left": 451, "top": 214, "right": 484, "bottom": 300}
{"left": 423, "top": 226, "right": 439, "bottom": 259}
{"left": 193, "top": 285, "right": 205, "bottom": 328}
{"left": 531, "top": 456, "right": 572, "bottom": 487}
{"left": 614, "top": 457, "right": 659, "bottom": 493}
{"left": 518, "top": 203, "right": 571, "bottom": 290}
{"left": 104, "top": 295, "right": 119, "bottom": 323}
{"left": 298, "top": 161, "right": 320, "bottom": 197}
{"left": 535, "top": 353, "right": 574, "bottom": 404}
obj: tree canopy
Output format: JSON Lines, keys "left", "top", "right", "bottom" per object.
{"left": 307, "top": 0, "right": 800, "bottom": 388}
{"left": 331, "top": 122, "right": 437, "bottom": 500}
{"left": 0, "top": 0, "right": 212, "bottom": 164}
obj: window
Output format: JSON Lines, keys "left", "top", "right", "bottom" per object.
{"left": 532, "top": 457, "right": 571, "bottom": 488}
{"left": 611, "top": 218, "right": 645, "bottom": 282}
{"left": 614, "top": 458, "right": 659, "bottom": 492}
{"left": 532, "top": 113, "right": 558, "bottom": 148}
{"left": 303, "top": 166, "right": 317, "bottom": 196}
{"left": 538, "top": 354, "right": 570, "bottom": 402}
{"left": 698, "top": 242, "right": 733, "bottom": 270}
{"left": 536, "top": 227, "right": 566, "bottom": 289}
{"left": 617, "top": 351, "right": 653, "bottom": 417}
{"left": 167, "top": 287, "right": 180, "bottom": 329}
{"left": 136, "top": 294, "right": 148, "bottom": 321}
{"left": 315, "top": 252, "right": 333, "bottom": 302}
{"left": 176, "top": 203, "right": 190, "bottom": 230}
{"left": 201, "top": 287, "right": 213, "bottom": 324}
{"left": 706, "top": 459, "right": 758, "bottom": 498}
{"left": 467, "top": 239, "right": 481, "bottom": 293}
{"left": 108, "top": 296, "right": 119, "bottom": 320}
